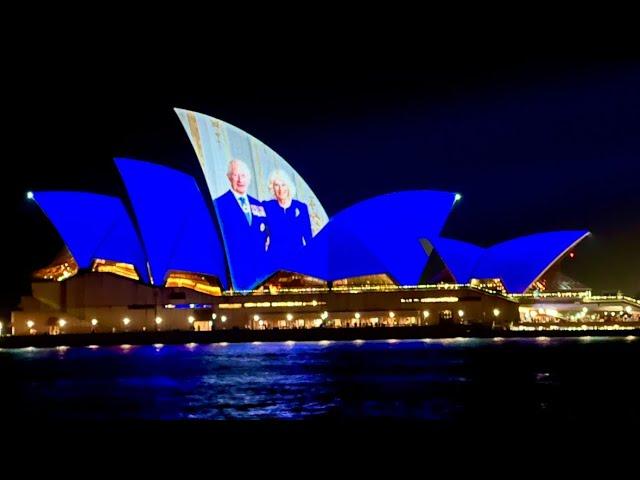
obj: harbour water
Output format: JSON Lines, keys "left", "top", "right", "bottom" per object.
{"left": 1, "top": 337, "right": 638, "bottom": 422}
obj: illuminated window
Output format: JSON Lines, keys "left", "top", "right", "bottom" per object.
{"left": 92, "top": 259, "right": 139, "bottom": 281}
{"left": 440, "top": 310, "right": 453, "bottom": 320}
{"left": 33, "top": 247, "right": 78, "bottom": 281}
{"left": 260, "top": 271, "right": 327, "bottom": 292}
{"left": 333, "top": 274, "right": 396, "bottom": 289}
{"left": 165, "top": 271, "right": 222, "bottom": 296}
{"left": 193, "top": 320, "right": 212, "bottom": 332}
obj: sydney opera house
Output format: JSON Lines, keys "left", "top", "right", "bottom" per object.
{"left": 8, "top": 109, "right": 639, "bottom": 336}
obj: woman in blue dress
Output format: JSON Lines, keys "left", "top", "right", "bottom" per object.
{"left": 263, "top": 169, "right": 313, "bottom": 263}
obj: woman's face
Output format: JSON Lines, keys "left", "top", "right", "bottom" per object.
{"left": 273, "top": 179, "right": 290, "bottom": 203}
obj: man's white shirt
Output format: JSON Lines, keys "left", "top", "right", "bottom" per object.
{"left": 232, "top": 190, "right": 252, "bottom": 224}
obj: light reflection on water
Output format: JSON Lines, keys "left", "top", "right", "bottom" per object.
{"left": 1, "top": 337, "right": 639, "bottom": 421}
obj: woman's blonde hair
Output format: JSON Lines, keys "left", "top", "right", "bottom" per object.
{"left": 268, "top": 169, "right": 296, "bottom": 199}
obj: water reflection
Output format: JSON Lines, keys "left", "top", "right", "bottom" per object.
{"left": 1, "top": 338, "right": 638, "bottom": 421}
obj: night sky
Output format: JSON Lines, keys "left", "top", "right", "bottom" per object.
{"left": 2, "top": 48, "right": 638, "bottom": 315}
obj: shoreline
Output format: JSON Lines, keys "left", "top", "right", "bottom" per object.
{"left": 1, "top": 325, "right": 638, "bottom": 349}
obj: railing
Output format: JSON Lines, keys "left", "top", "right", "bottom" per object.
{"left": 219, "top": 282, "right": 513, "bottom": 298}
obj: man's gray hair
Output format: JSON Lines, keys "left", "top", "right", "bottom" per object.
{"left": 227, "top": 158, "right": 251, "bottom": 177}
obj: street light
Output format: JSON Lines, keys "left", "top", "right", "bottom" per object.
{"left": 493, "top": 308, "right": 500, "bottom": 317}
{"left": 58, "top": 319, "right": 67, "bottom": 328}
{"left": 286, "top": 313, "right": 293, "bottom": 321}
{"left": 27, "top": 320, "right": 34, "bottom": 329}
{"left": 91, "top": 318, "right": 98, "bottom": 326}
{"left": 458, "top": 310, "right": 464, "bottom": 317}
{"left": 221, "top": 315, "right": 227, "bottom": 323}
{"left": 122, "top": 317, "right": 131, "bottom": 329}
{"left": 188, "top": 316, "right": 195, "bottom": 324}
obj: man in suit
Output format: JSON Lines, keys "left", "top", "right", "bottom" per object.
{"left": 214, "top": 159, "right": 269, "bottom": 290}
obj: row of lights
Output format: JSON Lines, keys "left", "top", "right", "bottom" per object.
{"left": 526, "top": 306, "right": 634, "bottom": 320}
{"left": 24, "top": 315, "right": 209, "bottom": 330}
{"left": 249, "top": 308, "right": 501, "bottom": 323}
{"left": 22, "top": 307, "right": 505, "bottom": 331}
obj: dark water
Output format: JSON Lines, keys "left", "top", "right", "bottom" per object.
{"left": 1, "top": 337, "right": 639, "bottom": 422}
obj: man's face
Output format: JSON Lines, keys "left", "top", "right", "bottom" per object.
{"left": 228, "top": 163, "right": 250, "bottom": 194}
{"left": 273, "top": 179, "right": 289, "bottom": 203}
